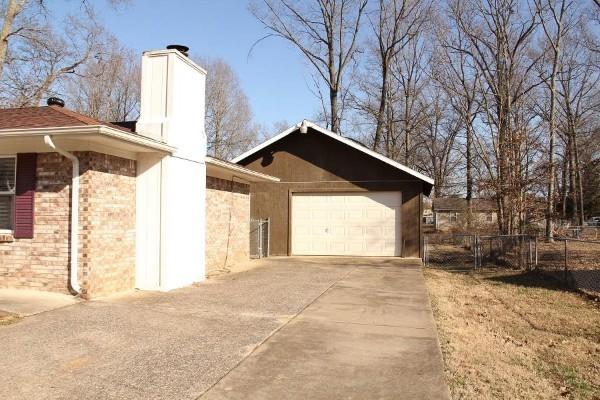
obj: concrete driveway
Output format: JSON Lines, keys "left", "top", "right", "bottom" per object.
{"left": 0, "top": 257, "right": 449, "bottom": 400}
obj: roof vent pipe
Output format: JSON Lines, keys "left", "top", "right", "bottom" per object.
{"left": 47, "top": 97, "right": 65, "bottom": 107}
{"left": 299, "top": 120, "right": 308, "bottom": 134}
{"left": 166, "top": 44, "right": 189, "bottom": 57}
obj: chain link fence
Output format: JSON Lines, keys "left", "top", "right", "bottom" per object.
{"left": 477, "top": 235, "right": 536, "bottom": 269}
{"left": 250, "top": 218, "right": 270, "bottom": 259}
{"left": 536, "top": 238, "right": 600, "bottom": 294}
{"left": 424, "top": 234, "right": 478, "bottom": 269}
{"left": 424, "top": 233, "right": 600, "bottom": 295}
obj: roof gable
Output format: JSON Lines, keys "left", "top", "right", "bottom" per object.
{"left": 232, "top": 120, "right": 434, "bottom": 186}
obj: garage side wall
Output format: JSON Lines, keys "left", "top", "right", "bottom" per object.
{"left": 238, "top": 129, "right": 426, "bottom": 258}
{"left": 205, "top": 176, "right": 250, "bottom": 274}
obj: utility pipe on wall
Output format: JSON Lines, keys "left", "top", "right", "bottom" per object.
{"left": 43, "top": 135, "right": 81, "bottom": 295}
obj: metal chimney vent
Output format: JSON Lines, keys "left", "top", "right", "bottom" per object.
{"left": 47, "top": 97, "right": 65, "bottom": 107}
{"left": 166, "top": 44, "right": 189, "bottom": 57}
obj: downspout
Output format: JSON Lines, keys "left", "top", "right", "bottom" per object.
{"left": 43, "top": 136, "right": 81, "bottom": 295}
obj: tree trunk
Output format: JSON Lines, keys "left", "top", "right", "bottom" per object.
{"left": 545, "top": 67, "right": 558, "bottom": 241}
{"left": 466, "top": 123, "right": 473, "bottom": 230}
{"left": 0, "top": 0, "right": 26, "bottom": 80}
{"left": 330, "top": 86, "right": 339, "bottom": 133}
{"left": 573, "top": 133, "right": 584, "bottom": 225}
{"left": 568, "top": 133, "right": 578, "bottom": 225}
{"left": 373, "top": 62, "right": 388, "bottom": 151}
{"left": 561, "top": 152, "right": 568, "bottom": 219}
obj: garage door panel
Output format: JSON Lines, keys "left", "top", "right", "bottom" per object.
{"left": 291, "top": 192, "right": 402, "bottom": 256}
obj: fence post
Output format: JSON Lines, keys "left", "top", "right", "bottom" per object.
{"left": 564, "top": 239, "right": 568, "bottom": 285}
{"left": 474, "top": 235, "right": 480, "bottom": 269}
{"left": 534, "top": 236, "right": 538, "bottom": 269}
{"left": 266, "top": 218, "right": 271, "bottom": 257}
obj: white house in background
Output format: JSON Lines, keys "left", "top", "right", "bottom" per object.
{"left": 0, "top": 46, "right": 277, "bottom": 298}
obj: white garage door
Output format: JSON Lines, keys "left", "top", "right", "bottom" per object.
{"left": 291, "top": 192, "right": 402, "bottom": 256}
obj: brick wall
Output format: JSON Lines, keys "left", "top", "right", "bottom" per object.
{"left": 205, "top": 176, "right": 250, "bottom": 274}
{"left": 78, "top": 152, "right": 136, "bottom": 298}
{"left": 0, "top": 151, "right": 136, "bottom": 298}
{"left": 0, "top": 153, "right": 71, "bottom": 292}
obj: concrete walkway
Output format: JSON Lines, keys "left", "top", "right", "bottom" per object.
{"left": 0, "top": 288, "right": 80, "bottom": 316}
{"left": 0, "top": 258, "right": 449, "bottom": 399}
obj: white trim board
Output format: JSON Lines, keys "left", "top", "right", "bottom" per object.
{"left": 231, "top": 120, "right": 434, "bottom": 185}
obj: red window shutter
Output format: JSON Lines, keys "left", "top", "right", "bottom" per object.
{"left": 14, "top": 153, "right": 37, "bottom": 239}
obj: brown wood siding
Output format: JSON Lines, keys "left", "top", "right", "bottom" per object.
{"left": 237, "top": 128, "right": 427, "bottom": 257}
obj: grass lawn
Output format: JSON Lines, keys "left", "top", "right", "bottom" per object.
{"left": 424, "top": 267, "right": 600, "bottom": 400}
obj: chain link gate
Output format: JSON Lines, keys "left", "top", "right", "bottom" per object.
{"left": 250, "top": 218, "right": 270, "bottom": 259}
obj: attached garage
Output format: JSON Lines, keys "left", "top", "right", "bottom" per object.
{"left": 291, "top": 192, "right": 401, "bottom": 256}
{"left": 232, "top": 121, "right": 434, "bottom": 258}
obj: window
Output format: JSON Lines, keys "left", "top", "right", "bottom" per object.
{"left": 450, "top": 212, "right": 458, "bottom": 222}
{"left": 0, "top": 156, "right": 16, "bottom": 231}
{"left": 486, "top": 213, "right": 493, "bottom": 222}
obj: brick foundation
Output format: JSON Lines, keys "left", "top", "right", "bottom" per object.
{"left": 0, "top": 151, "right": 136, "bottom": 298}
{"left": 205, "top": 176, "right": 250, "bottom": 274}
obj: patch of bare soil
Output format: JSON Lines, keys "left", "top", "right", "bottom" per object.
{"left": 424, "top": 268, "right": 600, "bottom": 400}
{"left": 0, "top": 310, "right": 21, "bottom": 326}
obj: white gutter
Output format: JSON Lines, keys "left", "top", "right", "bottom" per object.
{"left": 44, "top": 136, "right": 81, "bottom": 295}
{"left": 0, "top": 125, "right": 176, "bottom": 153}
{"left": 205, "top": 156, "right": 280, "bottom": 182}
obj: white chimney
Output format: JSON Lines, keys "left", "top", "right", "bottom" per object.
{"left": 137, "top": 47, "right": 207, "bottom": 162}
{"left": 135, "top": 46, "right": 207, "bottom": 292}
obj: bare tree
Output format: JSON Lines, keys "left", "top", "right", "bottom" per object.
{"left": 0, "top": 0, "right": 134, "bottom": 108}
{"left": 200, "top": 57, "right": 258, "bottom": 160}
{"left": 250, "top": 0, "right": 368, "bottom": 133}
{"left": 0, "top": 0, "right": 29, "bottom": 80}
{"left": 391, "top": 31, "right": 430, "bottom": 166}
{"left": 556, "top": 30, "right": 600, "bottom": 225}
{"left": 417, "top": 84, "right": 460, "bottom": 197}
{"left": 535, "top": 0, "right": 574, "bottom": 240}
{"left": 64, "top": 39, "right": 140, "bottom": 121}
{"left": 447, "top": 0, "right": 541, "bottom": 234}
{"left": 368, "top": 0, "right": 429, "bottom": 151}
{"left": 433, "top": 15, "right": 481, "bottom": 225}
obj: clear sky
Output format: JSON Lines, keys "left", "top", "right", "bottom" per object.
{"left": 57, "top": 0, "right": 319, "bottom": 129}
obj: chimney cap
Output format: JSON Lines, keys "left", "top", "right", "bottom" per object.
{"left": 47, "top": 97, "right": 65, "bottom": 107}
{"left": 166, "top": 44, "right": 189, "bottom": 57}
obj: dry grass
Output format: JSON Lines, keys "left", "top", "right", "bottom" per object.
{"left": 425, "top": 267, "right": 600, "bottom": 400}
{"left": 0, "top": 312, "right": 21, "bottom": 326}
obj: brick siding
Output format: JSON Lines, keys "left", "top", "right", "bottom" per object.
{"left": 0, "top": 153, "right": 71, "bottom": 292}
{"left": 78, "top": 152, "right": 136, "bottom": 298}
{"left": 205, "top": 176, "right": 250, "bottom": 274}
{"left": 0, "top": 151, "right": 136, "bottom": 299}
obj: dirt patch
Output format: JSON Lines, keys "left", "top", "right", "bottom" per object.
{"left": 0, "top": 310, "right": 22, "bottom": 326}
{"left": 424, "top": 268, "right": 600, "bottom": 400}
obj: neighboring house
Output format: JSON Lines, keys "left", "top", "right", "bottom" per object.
{"left": 0, "top": 46, "right": 277, "bottom": 298}
{"left": 423, "top": 196, "right": 434, "bottom": 226}
{"left": 232, "top": 121, "right": 434, "bottom": 258}
{"left": 432, "top": 198, "right": 497, "bottom": 231}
